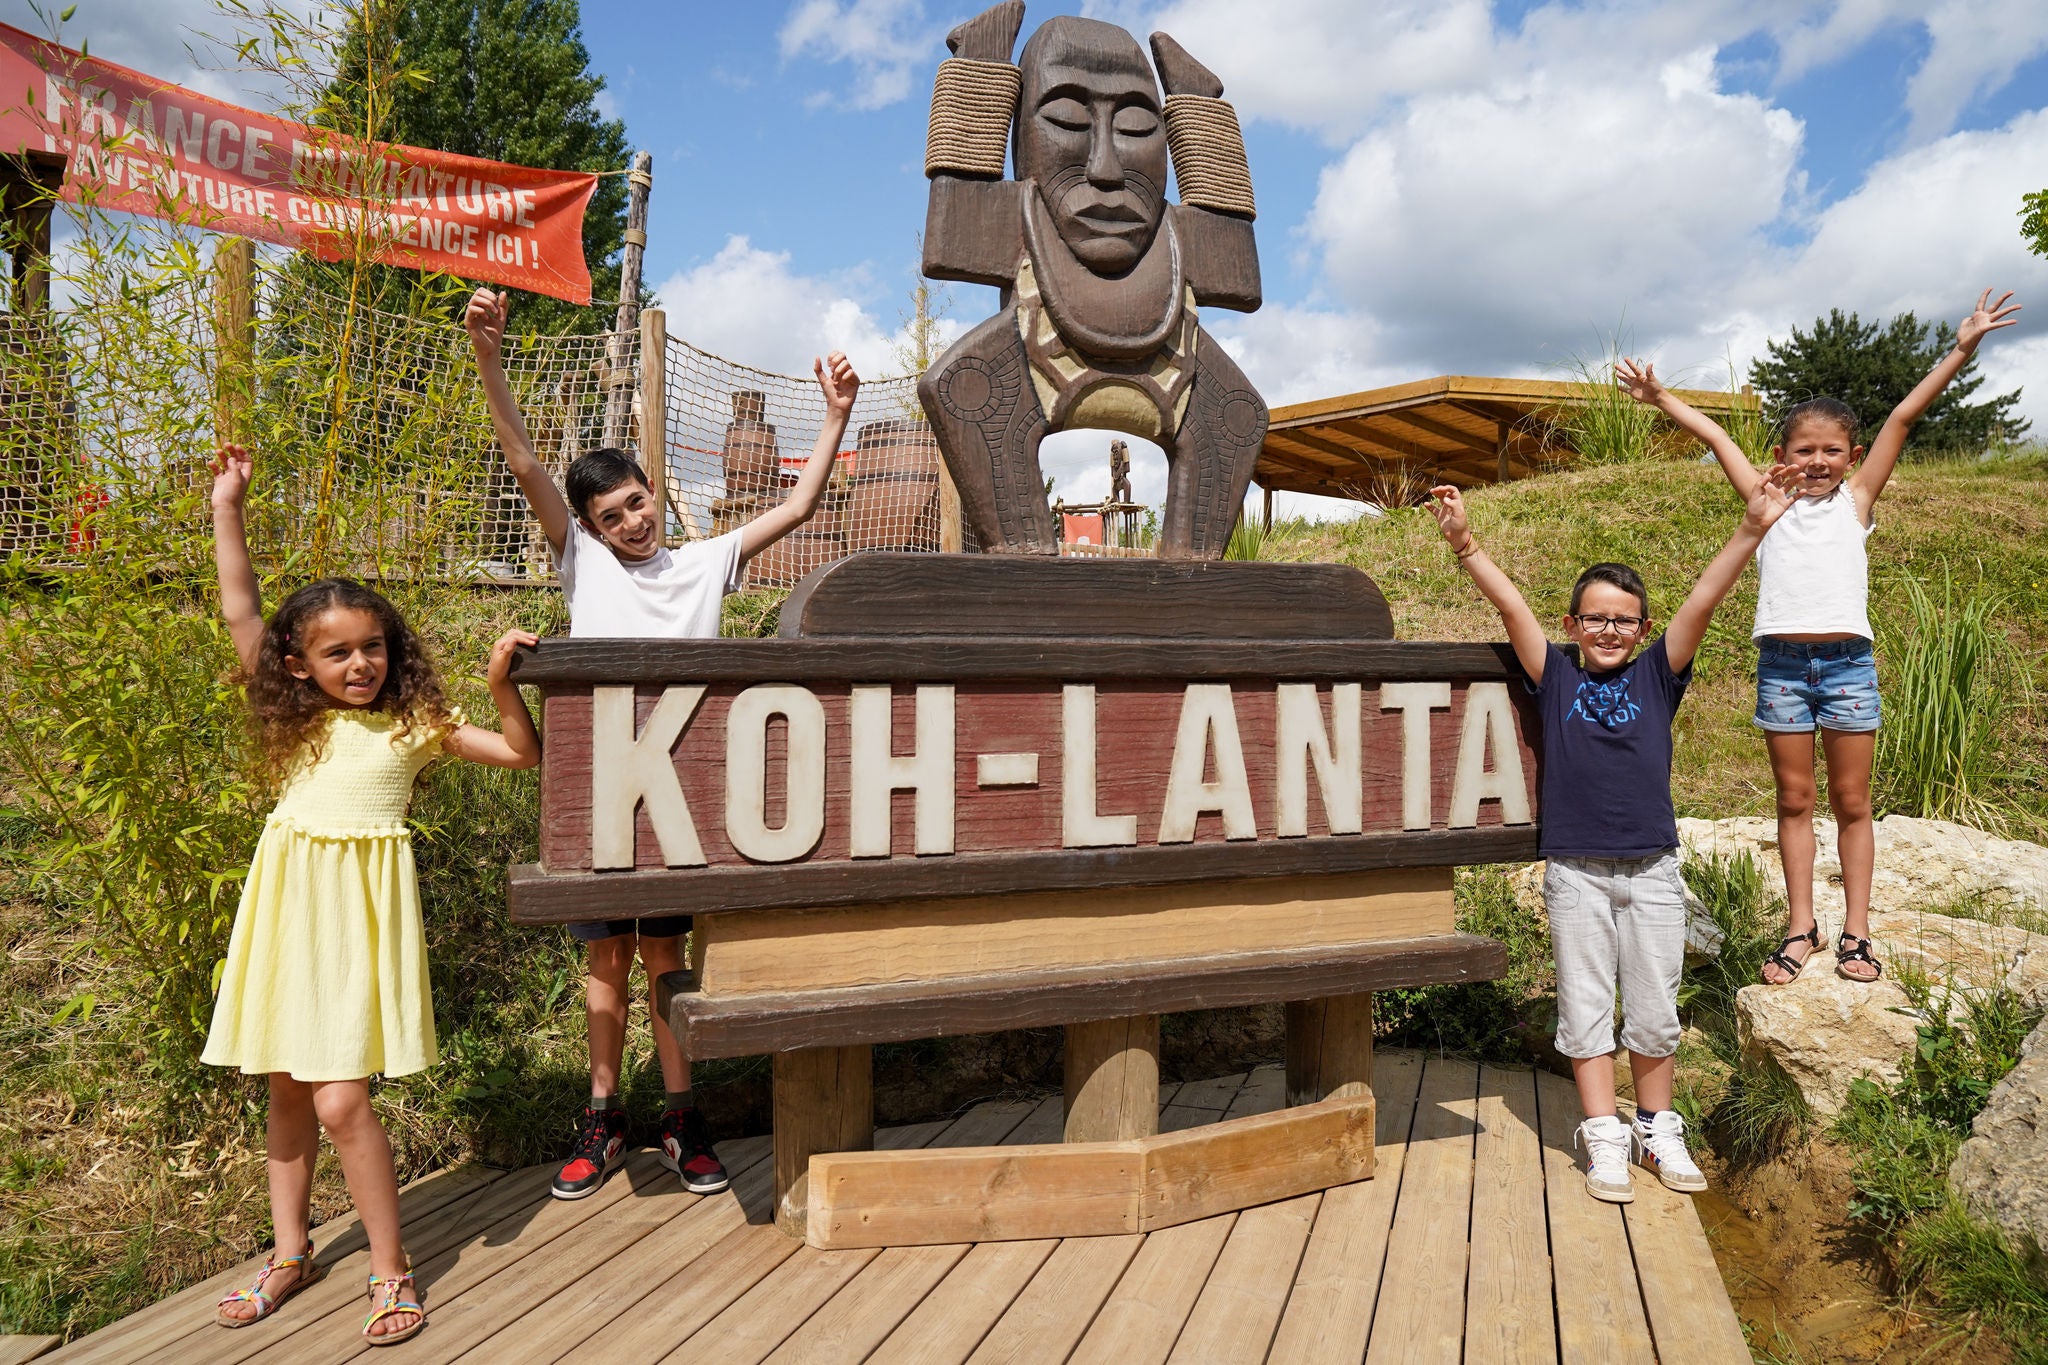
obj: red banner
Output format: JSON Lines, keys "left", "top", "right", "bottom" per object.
{"left": 0, "top": 22, "right": 599, "bottom": 303}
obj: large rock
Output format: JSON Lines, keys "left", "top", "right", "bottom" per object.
{"left": 1949, "top": 1014, "right": 2048, "bottom": 1261}
{"left": 1734, "top": 971, "right": 1921, "bottom": 1117}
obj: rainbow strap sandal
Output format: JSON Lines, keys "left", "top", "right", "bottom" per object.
{"left": 362, "top": 1261, "right": 425, "bottom": 1347}
{"left": 215, "top": 1240, "right": 324, "bottom": 1328}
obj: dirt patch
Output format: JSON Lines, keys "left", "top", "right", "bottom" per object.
{"left": 1701, "top": 1142, "right": 2015, "bottom": 1363}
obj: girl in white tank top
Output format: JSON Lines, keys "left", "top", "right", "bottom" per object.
{"left": 1612, "top": 290, "right": 2022, "bottom": 991}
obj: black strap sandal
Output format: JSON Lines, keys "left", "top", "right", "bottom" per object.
{"left": 1760, "top": 925, "right": 1821, "bottom": 984}
{"left": 1836, "top": 932, "right": 1884, "bottom": 983}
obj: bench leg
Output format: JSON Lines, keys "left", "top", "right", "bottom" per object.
{"left": 1064, "top": 1014, "right": 1160, "bottom": 1142}
{"left": 1286, "top": 993, "right": 1375, "bottom": 1106}
{"left": 773, "top": 1045, "right": 873, "bottom": 1238}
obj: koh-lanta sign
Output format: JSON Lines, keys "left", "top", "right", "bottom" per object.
{"left": 508, "top": 638, "right": 1541, "bottom": 921}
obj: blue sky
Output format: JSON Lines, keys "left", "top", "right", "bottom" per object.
{"left": 11, "top": 0, "right": 2048, "bottom": 514}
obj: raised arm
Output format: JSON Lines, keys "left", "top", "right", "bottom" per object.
{"left": 442, "top": 630, "right": 544, "bottom": 769}
{"left": 738, "top": 354, "right": 861, "bottom": 563}
{"left": 1854, "top": 289, "right": 2021, "bottom": 512}
{"left": 1661, "top": 465, "right": 1800, "bottom": 672}
{"left": 209, "top": 444, "right": 265, "bottom": 675}
{"left": 1428, "top": 485, "right": 1550, "bottom": 684}
{"left": 1616, "top": 358, "right": 1761, "bottom": 499}
{"left": 465, "top": 288, "right": 573, "bottom": 555}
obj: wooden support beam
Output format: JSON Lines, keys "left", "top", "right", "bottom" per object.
{"left": 1496, "top": 420, "right": 1511, "bottom": 484}
{"left": 805, "top": 1091, "right": 1376, "bottom": 1249}
{"left": 1065, "top": 1015, "right": 1160, "bottom": 1142}
{"left": 1285, "top": 993, "right": 1375, "bottom": 1105}
{"left": 638, "top": 306, "right": 669, "bottom": 542}
{"left": 773, "top": 1045, "right": 873, "bottom": 1239}
{"left": 603, "top": 150, "right": 652, "bottom": 451}
{"left": 213, "top": 237, "right": 256, "bottom": 448}
{"left": 1344, "top": 410, "right": 1497, "bottom": 461}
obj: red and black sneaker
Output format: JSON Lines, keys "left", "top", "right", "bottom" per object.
{"left": 657, "top": 1107, "right": 729, "bottom": 1194}
{"left": 550, "top": 1104, "right": 628, "bottom": 1201}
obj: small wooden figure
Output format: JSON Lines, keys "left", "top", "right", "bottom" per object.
{"left": 917, "top": 3, "right": 1268, "bottom": 559}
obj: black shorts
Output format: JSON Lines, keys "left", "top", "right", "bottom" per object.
{"left": 567, "top": 915, "right": 691, "bottom": 944}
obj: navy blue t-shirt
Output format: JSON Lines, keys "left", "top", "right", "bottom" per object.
{"left": 1529, "top": 636, "right": 1692, "bottom": 859}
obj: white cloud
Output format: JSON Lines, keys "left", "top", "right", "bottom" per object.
{"left": 778, "top": 0, "right": 939, "bottom": 111}
{"left": 1903, "top": 1, "right": 2048, "bottom": 146}
{"left": 0, "top": 0, "right": 317, "bottom": 108}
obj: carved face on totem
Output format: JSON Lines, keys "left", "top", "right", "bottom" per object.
{"left": 1014, "top": 17, "right": 1168, "bottom": 277}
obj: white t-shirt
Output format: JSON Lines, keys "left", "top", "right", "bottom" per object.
{"left": 557, "top": 521, "right": 744, "bottom": 639}
{"left": 1752, "top": 487, "right": 1873, "bottom": 641}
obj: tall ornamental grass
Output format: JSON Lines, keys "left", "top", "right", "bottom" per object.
{"left": 1873, "top": 575, "right": 2035, "bottom": 835}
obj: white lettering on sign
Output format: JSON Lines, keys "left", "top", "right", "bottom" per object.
{"left": 1274, "top": 683, "right": 1363, "bottom": 837}
{"left": 1379, "top": 682, "right": 1452, "bottom": 831}
{"left": 849, "top": 684, "right": 957, "bottom": 857}
{"left": 725, "top": 684, "right": 827, "bottom": 863}
{"left": 1159, "top": 684, "right": 1257, "bottom": 842}
{"left": 590, "top": 685, "right": 705, "bottom": 869}
{"left": 1061, "top": 684, "right": 1138, "bottom": 847}
{"left": 1448, "top": 681, "right": 1531, "bottom": 828}
{"left": 977, "top": 752, "right": 1040, "bottom": 787}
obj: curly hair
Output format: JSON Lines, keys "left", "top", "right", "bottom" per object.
{"left": 244, "top": 578, "right": 453, "bottom": 789}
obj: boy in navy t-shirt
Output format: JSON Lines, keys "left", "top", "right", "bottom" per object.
{"left": 1429, "top": 469, "right": 1797, "bottom": 1203}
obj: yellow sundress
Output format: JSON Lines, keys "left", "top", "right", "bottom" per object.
{"left": 202, "top": 707, "right": 460, "bottom": 1082}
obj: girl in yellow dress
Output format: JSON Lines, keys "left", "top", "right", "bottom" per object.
{"left": 202, "top": 444, "right": 542, "bottom": 1346}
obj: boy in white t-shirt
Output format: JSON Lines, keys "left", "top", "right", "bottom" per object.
{"left": 465, "top": 286, "right": 861, "bottom": 1201}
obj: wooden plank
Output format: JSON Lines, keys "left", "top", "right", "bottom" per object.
{"left": 808, "top": 1141, "right": 1142, "bottom": 1248}
{"left": 1625, "top": 1178, "right": 1751, "bottom": 1365}
{"left": 964, "top": 1234, "right": 1146, "bottom": 1364}
{"left": 1158, "top": 1070, "right": 1247, "bottom": 1133}
{"left": 864, "top": 1240, "right": 1060, "bottom": 1365}
{"left": 1164, "top": 1194, "right": 1319, "bottom": 1364}
{"left": 447, "top": 1142, "right": 780, "bottom": 1363}
{"left": 1066, "top": 1015, "right": 1161, "bottom": 1141}
{"left": 691, "top": 871, "right": 1458, "bottom": 996}
{"left": 663, "top": 1245, "right": 883, "bottom": 1364}
{"left": 1535, "top": 1068, "right": 1654, "bottom": 1363}
{"left": 1143, "top": 1094, "right": 1374, "bottom": 1232}
{"left": 929, "top": 1097, "right": 1040, "bottom": 1149}
{"left": 1224, "top": 1063, "right": 1285, "bottom": 1120}
{"left": 773, "top": 1045, "right": 872, "bottom": 1238}
{"left": 759, "top": 1244, "right": 972, "bottom": 1364}
{"left": 44, "top": 1165, "right": 507, "bottom": 1365}
{"left": 999, "top": 1095, "right": 1066, "bottom": 1145}
{"left": 668, "top": 932, "right": 1500, "bottom": 1060}
{"left": 1365, "top": 1057, "right": 1480, "bottom": 1364}
{"left": 1267, "top": 1050, "right": 1426, "bottom": 1364}
{"left": 1464, "top": 1066, "right": 1555, "bottom": 1364}
{"left": 513, "top": 828, "right": 1538, "bottom": 922}
{"left": 1285, "top": 992, "right": 1374, "bottom": 1104}
{"left": 0, "top": 1339, "right": 59, "bottom": 1364}
{"left": 777, "top": 555, "right": 1393, "bottom": 641}
{"left": 1068, "top": 1214, "right": 1236, "bottom": 1365}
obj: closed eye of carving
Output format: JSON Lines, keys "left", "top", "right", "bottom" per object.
{"left": 1113, "top": 105, "right": 1159, "bottom": 137}
{"left": 1038, "top": 96, "right": 1090, "bottom": 131}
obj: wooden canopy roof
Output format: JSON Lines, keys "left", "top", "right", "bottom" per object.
{"left": 1255, "top": 375, "right": 1758, "bottom": 504}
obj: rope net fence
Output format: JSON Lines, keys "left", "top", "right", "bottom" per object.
{"left": 0, "top": 250, "right": 941, "bottom": 586}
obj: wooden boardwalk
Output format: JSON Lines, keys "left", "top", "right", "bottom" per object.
{"left": 42, "top": 1053, "right": 1748, "bottom": 1364}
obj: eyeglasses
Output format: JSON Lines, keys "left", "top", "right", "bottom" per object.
{"left": 1570, "top": 613, "right": 1645, "bottom": 636}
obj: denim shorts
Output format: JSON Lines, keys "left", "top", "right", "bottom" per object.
{"left": 1754, "top": 637, "right": 1880, "bottom": 734}
{"left": 567, "top": 915, "right": 691, "bottom": 944}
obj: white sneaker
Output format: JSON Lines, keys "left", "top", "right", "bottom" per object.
{"left": 1575, "top": 1115, "right": 1634, "bottom": 1203}
{"left": 1632, "top": 1110, "right": 1708, "bottom": 1192}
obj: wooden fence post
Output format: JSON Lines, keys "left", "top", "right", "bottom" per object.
{"left": 603, "top": 150, "right": 653, "bottom": 451}
{"left": 640, "top": 306, "right": 669, "bottom": 542}
{"left": 214, "top": 237, "right": 257, "bottom": 447}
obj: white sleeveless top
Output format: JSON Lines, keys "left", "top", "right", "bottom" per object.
{"left": 1753, "top": 486, "right": 1873, "bottom": 640}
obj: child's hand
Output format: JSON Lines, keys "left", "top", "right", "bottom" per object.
{"left": 1956, "top": 289, "right": 2021, "bottom": 353}
{"left": 1427, "top": 484, "right": 1471, "bottom": 550}
{"left": 464, "top": 288, "right": 509, "bottom": 362}
{"left": 815, "top": 351, "right": 860, "bottom": 415}
{"left": 1743, "top": 464, "right": 1801, "bottom": 532}
{"left": 209, "top": 443, "right": 253, "bottom": 509}
{"left": 1614, "top": 358, "right": 1665, "bottom": 406}
{"left": 487, "top": 629, "right": 540, "bottom": 687}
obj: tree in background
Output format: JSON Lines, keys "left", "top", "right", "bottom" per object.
{"left": 1749, "top": 309, "right": 2027, "bottom": 451}
{"left": 332, "top": 0, "right": 630, "bottom": 334}
{"left": 2024, "top": 189, "right": 2048, "bottom": 260}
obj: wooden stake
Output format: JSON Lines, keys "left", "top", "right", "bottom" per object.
{"left": 213, "top": 237, "right": 257, "bottom": 447}
{"left": 603, "top": 150, "right": 653, "bottom": 451}
{"left": 773, "top": 1044, "right": 873, "bottom": 1238}
{"left": 938, "top": 460, "right": 963, "bottom": 553}
{"left": 639, "top": 306, "right": 669, "bottom": 542}
{"left": 1285, "top": 993, "right": 1375, "bottom": 1106}
{"left": 1495, "top": 420, "right": 1511, "bottom": 485}
{"left": 1064, "top": 1015, "right": 1160, "bottom": 1142}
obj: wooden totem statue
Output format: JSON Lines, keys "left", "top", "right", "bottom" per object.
{"left": 917, "top": 2, "right": 1267, "bottom": 559}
